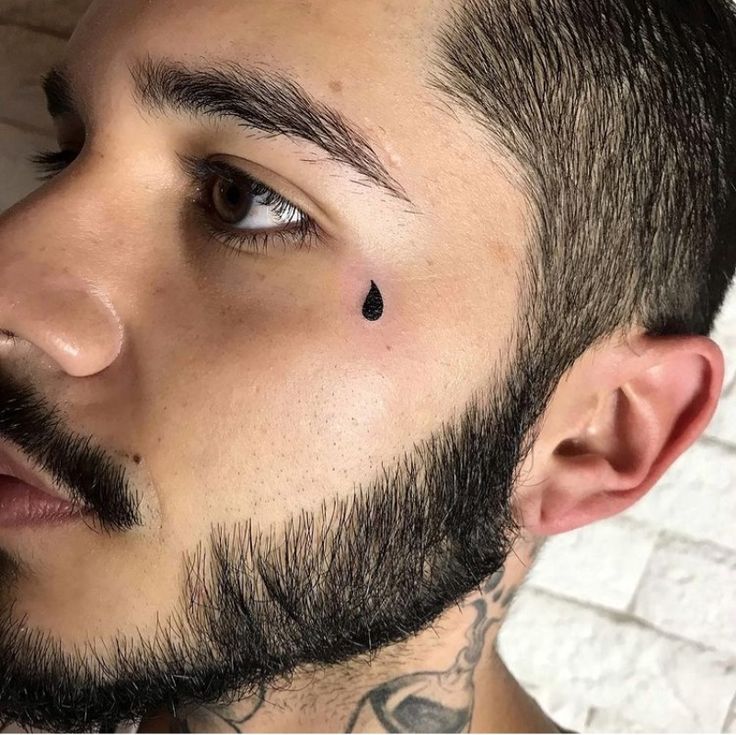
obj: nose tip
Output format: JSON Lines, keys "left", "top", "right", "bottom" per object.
{"left": 0, "top": 257, "right": 123, "bottom": 377}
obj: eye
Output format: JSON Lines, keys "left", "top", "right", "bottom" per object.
{"left": 210, "top": 168, "right": 302, "bottom": 231}
{"left": 30, "top": 150, "right": 320, "bottom": 256}
{"left": 183, "top": 156, "right": 319, "bottom": 255}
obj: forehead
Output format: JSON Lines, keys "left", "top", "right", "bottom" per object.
{"left": 64, "top": 1, "right": 432, "bottom": 188}
{"left": 70, "top": 0, "right": 436, "bottom": 112}
{"left": 65, "top": 0, "right": 531, "bottom": 263}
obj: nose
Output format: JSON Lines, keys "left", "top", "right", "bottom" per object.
{"left": 0, "top": 248, "right": 123, "bottom": 378}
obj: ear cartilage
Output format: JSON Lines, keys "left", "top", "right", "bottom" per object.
{"left": 362, "top": 281, "right": 384, "bottom": 321}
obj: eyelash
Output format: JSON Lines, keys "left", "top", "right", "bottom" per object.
{"left": 30, "top": 150, "right": 320, "bottom": 256}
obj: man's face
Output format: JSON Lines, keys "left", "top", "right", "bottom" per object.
{"left": 0, "top": 0, "right": 535, "bottom": 730}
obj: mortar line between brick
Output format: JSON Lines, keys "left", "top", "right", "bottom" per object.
{"left": 625, "top": 529, "right": 661, "bottom": 615}
{"left": 0, "top": 21, "right": 69, "bottom": 40}
{"left": 619, "top": 511, "right": 736, "bottom": 556}
{"left": 523, "top": 584, "right": 736, "bottom": 661}
{"left": 655, "top": 528, "right": 736, "bottom": 560}
{"left": 583, "top": 708, "right": 595, "bottom": 731}
{"left": 700, "top": 433, "right": 736, "bottom": 452}
{"left": 721, "top": 688, "right": 736, "bottom": 733}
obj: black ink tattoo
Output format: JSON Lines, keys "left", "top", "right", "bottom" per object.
{"left": 345, "top": 568, "right": 507, "bottom": 733}
{"left": 176, "top": 683, "right": 266, "bottom": 733}
{"left": 362, "top": 281, "right": 384, "bottom": 321}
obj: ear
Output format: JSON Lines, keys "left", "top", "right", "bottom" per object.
{"left": 514, "top": 332, "right": 725, "bottom": 536}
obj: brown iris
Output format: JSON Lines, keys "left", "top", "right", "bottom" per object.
{"left": 211, "top": 176, "right": 254, "bottom": 225}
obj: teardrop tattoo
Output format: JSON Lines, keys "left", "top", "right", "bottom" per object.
{"left": 362, "top": 281, "right": 384, "bottom": 321}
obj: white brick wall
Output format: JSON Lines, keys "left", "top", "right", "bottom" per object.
{"left": 1, "top": 4, "right": 735, "bottom": 734}
{"left": 725, "top": 703, "right": 736, "bottom": 734}
{"left": 705, "top": 383, "right": 736, "bottom": 447}
{"left": 632, "top": 537, "right": 736, "bottom": 657}
{"left": 623, "top": 439, "right": 736, "bottom": 553}
{"left": 498, "top": 588, "right": 736, "bottom": 732}
{"left": 525, "top": 516, "right": 659, "bottom": 611}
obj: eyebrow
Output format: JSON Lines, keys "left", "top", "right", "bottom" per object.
{"left": 42, "top": 59, "right": 411, "bottom": 204}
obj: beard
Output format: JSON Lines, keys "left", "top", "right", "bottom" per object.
{"left": 0, "top": 327, "right": 549, "bottom": 734}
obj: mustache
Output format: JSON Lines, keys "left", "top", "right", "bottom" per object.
{"left": 0, "top": 363, "right": 142, "bottom": 533}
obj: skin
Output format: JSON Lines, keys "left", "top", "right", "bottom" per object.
{"left": 0, "top": 0, "right": 725, "bottom": 731}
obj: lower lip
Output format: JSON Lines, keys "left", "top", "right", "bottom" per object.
{"left": 0, "top": 474, "right": 83, "bottom": 528}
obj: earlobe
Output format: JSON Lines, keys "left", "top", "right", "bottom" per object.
{"left": 516, "top": 334, "right": 725, "bottom": 536}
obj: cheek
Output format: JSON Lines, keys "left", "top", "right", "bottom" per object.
{"left": 150, "top": 322, "right": 435, "bottom": 539}
{"left": 333, "top": 253, "right": 516, "bottom": 406}
{"left": 144, "top": 253, "right": 515, "bottom": 537}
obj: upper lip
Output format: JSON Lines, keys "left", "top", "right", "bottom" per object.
{"left": 0, "top": 440, "right": 75, "bottom": 506}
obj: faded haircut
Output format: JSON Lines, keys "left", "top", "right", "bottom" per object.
{"left": 430, "top": 0, "right": 736, "bottom": 395}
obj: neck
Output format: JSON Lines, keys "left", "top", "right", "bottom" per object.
{"left": 140, "top": 533, "right": 555, "bottom": 734}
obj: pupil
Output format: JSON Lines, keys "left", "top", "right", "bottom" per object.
{"left": 215, "top": 177, "right": 252, "bottom": 223}
{"left": 224, "top": 182, "right": 241, "bottom": 207}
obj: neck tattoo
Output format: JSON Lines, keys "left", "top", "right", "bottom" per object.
{"left": 362, "top": 281, "right": 384, "bottom": 321}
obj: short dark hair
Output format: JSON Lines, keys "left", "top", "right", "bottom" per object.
{"left": 430, "top": 0, "right": 736, "bottom": 381}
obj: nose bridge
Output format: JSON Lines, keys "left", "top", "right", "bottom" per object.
{"left": 0, "top": 185, "right": 124, "bottom": 378}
